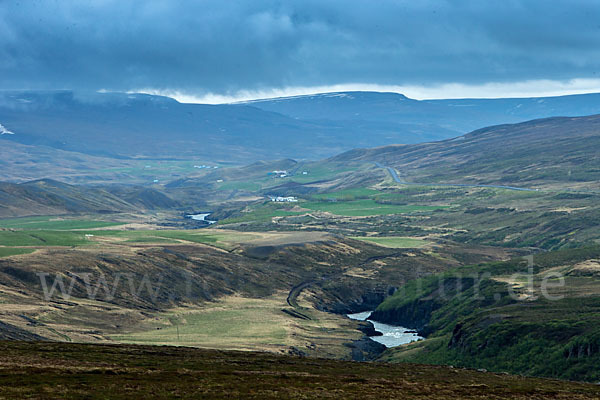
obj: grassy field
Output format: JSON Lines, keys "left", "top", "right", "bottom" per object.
{"left": 0, "top": 216, "right": 124, "bottom": 230}
{"left": 97, "top": 160, "right": 228, "bottom": 179}
{"left": 89, "top": 229, "right": 259, "bottom": 250}
{"left": 219, "top": 203, "right": 303, "bottom": 224}
{"left": 217, "top": 181, "right": 263, "bottom": 191}
{"left": 0, "top": 247, "right": 36, "bottom": 258}
{"left": 302, "top": 199, "right": 447, "bottom": 217}
{"left": 0, "top": 227, "right": 259, "bottom": 250}
{"left": 111, "top": 292, "right": 362, "bottom": 358}
{"left": 310, "top": 187, "right": 381, "bottom": 200}
{"left": 0, "top": 230, "right": 90, "bottom": 246}
{"left": 351, "top": 236, "right": 428, "bottom": 248}
{"left": 111, "top": 296, "right": 289, "bottom": 350}
{"left": 122, "top": 236, "right": 181, "bottom": 244}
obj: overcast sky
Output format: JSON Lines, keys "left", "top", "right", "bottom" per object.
{"left": 2, "top": 0, "right": 600, "bottom": 102}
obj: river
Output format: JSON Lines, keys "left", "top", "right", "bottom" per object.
{"left": 347, "top": 311, "right": 422, "bottom": 348}
{"left": 186, "top": 213, "right": 216, "bottom": 224}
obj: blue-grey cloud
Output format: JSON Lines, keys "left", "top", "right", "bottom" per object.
{"left": 1, "top": 0, "right": 600, "bottom": 96}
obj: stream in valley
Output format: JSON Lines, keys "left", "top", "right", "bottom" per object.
{"left": 347, "top": 311, "right": 423, "bottom": 348}
{"left": 186, "top": 213, "right": 216, "bottom": 224}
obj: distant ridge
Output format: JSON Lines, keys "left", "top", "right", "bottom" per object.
{"left": 333, "top": 114, "right": 600, "bottom": 189}
{"left": 235, "top": 91, "right": 410, "bottom": 104}
{"left": 2, "top": 90, "right": 600, "bottom": 168}
{"left": 242, "top": 90, "right": 600, "bottom": 133}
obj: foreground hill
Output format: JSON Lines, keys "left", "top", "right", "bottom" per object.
{"left": 333, "top": 114, "right": 600, "bottom": 189}
{"left": 1, "top": 341, "right": 599, "bottom": 399}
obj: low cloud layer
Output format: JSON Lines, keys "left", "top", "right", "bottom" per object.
{"left": 1, "top": 0, "right": 600, "bottom": 98}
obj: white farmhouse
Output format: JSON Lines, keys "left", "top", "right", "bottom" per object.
{"left": 269, "top": 196, "right": 298, "bottom": 202}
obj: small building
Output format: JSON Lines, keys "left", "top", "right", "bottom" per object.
{"left": 270, "top": 170, "right": 289, "bottom": 178}
{"left": 268, "top": 196, "right": 298, "bottom": 202}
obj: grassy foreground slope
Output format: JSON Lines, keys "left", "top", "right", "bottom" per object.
{"left": 1, "top": 341, "right": 600, "bottom": 399}
{"left": 374, "top": 247, "right": 600, "bottom": 381}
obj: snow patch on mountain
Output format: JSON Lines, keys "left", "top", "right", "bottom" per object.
{"left": 0, "top": 123, "right": 15, "bottom": 135}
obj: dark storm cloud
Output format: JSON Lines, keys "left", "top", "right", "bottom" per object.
{"left": 1, "top": 0, "right": 600, "bottom": 94}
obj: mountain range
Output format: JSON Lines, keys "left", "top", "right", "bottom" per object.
{"left": 2, "top": 90, "right": 600, "bottom": 175}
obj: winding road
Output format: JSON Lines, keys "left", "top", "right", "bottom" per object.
{"left": 374, "top": 162, "right": 538, "bottom": 192}
{"left": 284, "top": 252, "right": 409, "bottom": 320}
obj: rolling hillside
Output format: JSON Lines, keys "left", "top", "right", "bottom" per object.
{"left": 0, "top": 179, "right": 178, "bottom": 218}
{"left": 333, "top": 114, "right": 600, "bottom": 189}
{"left": 374, "top": 247, "right": 600, "bottom": 382}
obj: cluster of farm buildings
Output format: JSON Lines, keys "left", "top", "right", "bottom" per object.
{"left": 268, "top": 196, "right": 298, "bottom": 202}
